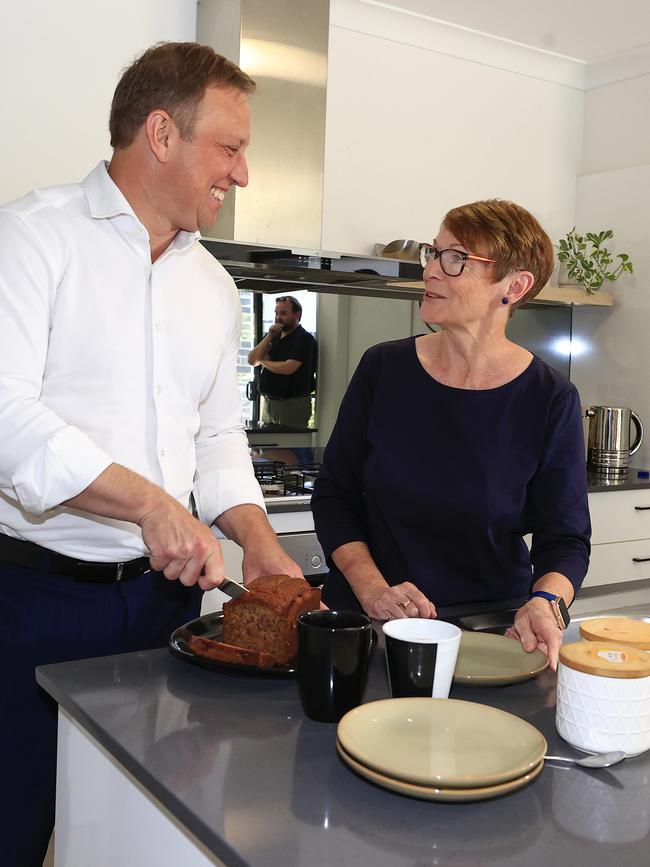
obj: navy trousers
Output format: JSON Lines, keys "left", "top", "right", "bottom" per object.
{"left": 0, "top": 558, "right": 202, "bottom": 867}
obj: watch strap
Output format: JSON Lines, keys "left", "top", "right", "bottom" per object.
{"left": 527, "top": 591, "right": 570, "bottom": 629}
{"left": 528, "top": 590, "right": 556, "bottom": 603}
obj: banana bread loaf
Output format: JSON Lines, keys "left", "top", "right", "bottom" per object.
{"left": 188, "top": 635, "right": 279, "bottom": 669}
{"left": 222, "top": 574, "right": 320, "bottom": 665}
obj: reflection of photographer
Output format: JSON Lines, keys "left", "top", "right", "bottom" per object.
{"left": 248, "top": 295, "right": 317, "bottom": 428}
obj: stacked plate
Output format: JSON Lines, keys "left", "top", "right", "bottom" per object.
{"left": 337, "top": 698, "right": 547, "bottom": 802}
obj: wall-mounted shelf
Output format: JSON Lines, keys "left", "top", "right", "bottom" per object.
{"left": 386, "top": 281, "right": 614, "bottom": 308}
{"left": 534, "top": 286, "right": 614, "bottom": 307}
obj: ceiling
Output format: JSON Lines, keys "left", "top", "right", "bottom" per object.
{"left": 367, "top": 0, "right": 650, "bottom": 62}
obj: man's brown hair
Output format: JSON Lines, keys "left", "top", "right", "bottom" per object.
{"left": 109, "top": 42, "right": 256, "bottom": 149}
{"left": 442, "top": 200, "right": 554, "bottom": 311}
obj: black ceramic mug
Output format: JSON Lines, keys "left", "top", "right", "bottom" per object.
{"left": 297, "top": 610, "right": 373, "bottom": 723}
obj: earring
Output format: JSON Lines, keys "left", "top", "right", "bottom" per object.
{"left": 501, "top": 296, "right": 509, "bottom": 305}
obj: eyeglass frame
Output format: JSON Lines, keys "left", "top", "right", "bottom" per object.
{"left": 275, "top": 295, "right": 302, "bottom": 313}
{"left": 419, "top": 243, "right": 497, "bottom": 277}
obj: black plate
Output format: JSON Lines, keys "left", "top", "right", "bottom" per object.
{"left": 169, "top": 611, "right": 298, "bottom": 677}
{"left": 170, "top": 612, "right": 378, "bottom": 678}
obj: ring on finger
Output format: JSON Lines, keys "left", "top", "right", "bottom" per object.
{"left": 385, "top": 611, "right": 393, "bottom": 620}
{"left": 398, "top": 599, "right": 410, "bottom": 610}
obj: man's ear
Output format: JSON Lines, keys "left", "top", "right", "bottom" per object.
{"left": 144, "top": 110, "right": 174, "bottom": 163}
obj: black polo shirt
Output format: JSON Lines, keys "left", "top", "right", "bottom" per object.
{"left": 259, "top": 325, "right": 317, "bottom": 399}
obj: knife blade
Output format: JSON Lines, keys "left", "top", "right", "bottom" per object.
{"left": 219, "top": 576, "right": 249, "bottom": 599}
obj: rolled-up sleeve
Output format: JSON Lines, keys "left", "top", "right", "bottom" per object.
{"left": 0, "top": 212, "right": 112, "bottom": 515}
{"left": 193, "top": 289, "right": 265, "bottom": 528}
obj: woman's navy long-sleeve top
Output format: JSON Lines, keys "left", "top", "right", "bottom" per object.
{"left": 311, "top": 338, "right": 591, "bottom": 612}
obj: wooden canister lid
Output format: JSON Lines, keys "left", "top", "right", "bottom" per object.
{"left": 559, "top": 641, "right": 650, "bottom": 679}
{"left": 579, "top": 617, "right": 650, "bottom": 650}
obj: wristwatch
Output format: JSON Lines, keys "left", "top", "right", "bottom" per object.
{"left": 527, "top": 590, "right": 570, "bottom": 629}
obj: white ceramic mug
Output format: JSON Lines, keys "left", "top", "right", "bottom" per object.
{"left": 382, "top": 619, "right": 462, "bottom": 699}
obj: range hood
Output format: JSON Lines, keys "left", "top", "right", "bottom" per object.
{"left": 200, "top": 238, "right": 425, "bottom": 301}
{"left": 196, "top": 0, "right": 427, "bottom": 301}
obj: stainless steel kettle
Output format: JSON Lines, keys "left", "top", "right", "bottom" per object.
{"left": 585, "top": 406, "right": 644, "bottom": 475}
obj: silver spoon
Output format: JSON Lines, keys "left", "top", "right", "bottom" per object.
{"left": 544, "top": 750, "right": 626, "bottom": 768}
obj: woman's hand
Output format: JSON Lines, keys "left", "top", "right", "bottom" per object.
{"left": 506, "top": 597, "right": 564, "bottom": 671}
{"left": 361, "top": 581, "right": 436, "bottom": 621}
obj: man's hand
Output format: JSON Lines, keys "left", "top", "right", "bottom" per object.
{"left": 215, "top": 504, "right": 303, "bottom": 586}
{"left": 65, "top": 463, "right": 226, "bottom": 590}
{"left": 139, "top": 498, "right": 225, "bottom": 590}
{"left": 247, "top": 326, "right": 279, "bottom": 365}
{"left": 241, "top": 538, "right": 304, "bottom": 585}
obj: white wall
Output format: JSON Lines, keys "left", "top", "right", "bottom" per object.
{"left": 314, "top": 0, "right": 586, "bottom": 443}
{"left": 322, "top": 1, "right": 584, "bottom": 256}
{"left": 571, "top": 67, "right": 650, "bottom": 467}
{"left": 581, "top": 73, "right": 650, "bottom": 176}
{"left": 0, "top": 0, "right": 196, "bottom": 204}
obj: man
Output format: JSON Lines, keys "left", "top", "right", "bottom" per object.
{"left": 248, "top": 295, "right": 317, "bottom": 428}
{"left": 0, "top": 42, "right": 302, "bottom": 867}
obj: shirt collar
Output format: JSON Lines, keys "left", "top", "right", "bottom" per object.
{"left": 83, "top": 161, "right": 137, "bottom": 220}
{"left": 82, "top": 161, "right": 200, "bottom": 253}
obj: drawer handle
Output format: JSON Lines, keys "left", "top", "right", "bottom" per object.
{"left": 634, "top": 506, "right": 650, "bottom": 511}
{"left": 633, "top": 557, "right": 650, "bottom": 562}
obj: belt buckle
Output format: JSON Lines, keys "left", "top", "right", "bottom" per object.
{"left": 116, "top": 562, "right": 125, "bottom": 582}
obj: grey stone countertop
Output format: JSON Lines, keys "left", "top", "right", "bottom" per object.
{"left": 37, "top": 611, "right": 650, "bottom": 867}
{"left": 588, "top": 467, "right": 650, "bottom": 492}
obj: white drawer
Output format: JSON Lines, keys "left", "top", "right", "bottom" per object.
{"left": 583, "top": 539, "right": 650, "bottom": 588}
{"left": 589, "top": 489, "right": 650, "bottom": 544}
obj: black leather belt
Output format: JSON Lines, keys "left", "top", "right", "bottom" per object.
{"left": 0, "top": 533, "right": 151, "bottom": 583}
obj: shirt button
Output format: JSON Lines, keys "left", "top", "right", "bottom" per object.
{"left": 157, "top": 385, "right": 163, "bottom": 395}
{"left": 155, "top": 322, "right": 162, "bottom": 332}
{"left": 160, "top": 448, "right": 166, "bottom": 459}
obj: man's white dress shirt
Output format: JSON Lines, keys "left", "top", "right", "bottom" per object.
{"left": 0, "top": 161, "right": 264, "bottom": 561}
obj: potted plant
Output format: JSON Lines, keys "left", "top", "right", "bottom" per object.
{"left": 556, "top": 228, "right": 634, "bottom": 294}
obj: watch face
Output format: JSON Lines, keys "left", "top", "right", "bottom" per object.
{"left": 556, "top": 596, "right": 570, "bottom": 629}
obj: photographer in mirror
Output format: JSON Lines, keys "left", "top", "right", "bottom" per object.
{"left": 248, "top": 295, "right": 317, "bottom": 429}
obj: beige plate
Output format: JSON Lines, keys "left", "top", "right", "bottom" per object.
{"left": 453, "top": 631, "right": 548, "bottom": 686}
{"left": 337, "top": 740, "right": 543, "bottom": 802}
{"left": 337, "top": 698, "right": 547, "bottom": 788}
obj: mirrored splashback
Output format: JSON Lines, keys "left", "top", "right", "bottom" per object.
{"left": 240, "top": 289, "right": 574, "bottom": 449}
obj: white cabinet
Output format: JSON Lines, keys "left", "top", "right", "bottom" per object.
{"left": 584, "top": 490, "right": 650, "bottom": 588}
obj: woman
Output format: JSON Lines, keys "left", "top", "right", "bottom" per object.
{"left": 311, "top": 199, "right": 590, "bottom": 669}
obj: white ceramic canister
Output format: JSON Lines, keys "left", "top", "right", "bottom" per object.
{"left": 556, "top": 641, "right": 650, "bottom": 757}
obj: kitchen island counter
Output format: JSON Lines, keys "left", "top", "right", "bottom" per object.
{"left": 37, "top": 612, "right": 650, "bottom": 867}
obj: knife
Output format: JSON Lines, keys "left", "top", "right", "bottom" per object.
{"left": 219, "top": 576, "right": 249, "bottom": 599}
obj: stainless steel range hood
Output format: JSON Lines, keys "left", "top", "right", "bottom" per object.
{"left": 200, "top": 238, "right": 425, "bottom": 301}
{"left": 196, "top": 0, "right": 426, "bottom": 300}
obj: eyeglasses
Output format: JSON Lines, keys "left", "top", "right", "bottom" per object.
{"left": 276, "top": 295, "right": 302, "bottom": 313}
{"left": 419, "top": 244, "right": 496, "bottom": 277}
